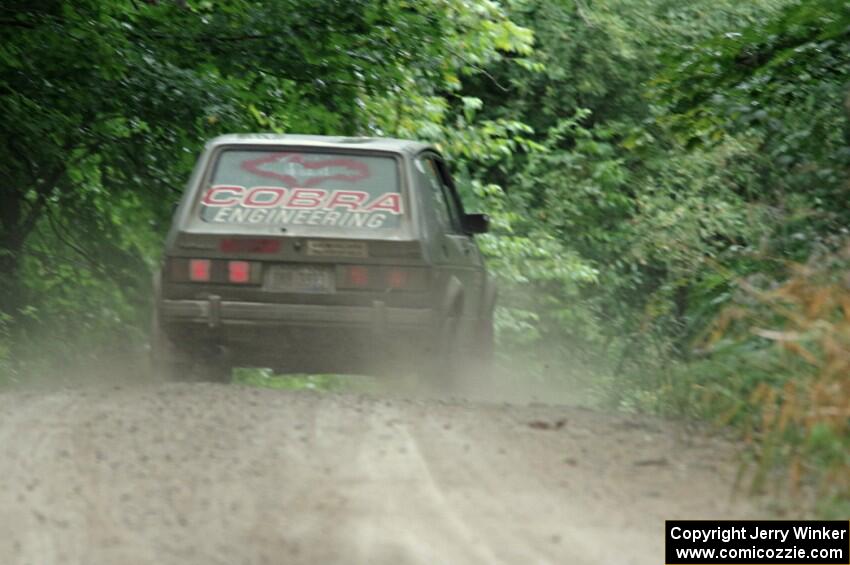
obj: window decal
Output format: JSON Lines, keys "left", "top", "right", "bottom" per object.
{"left": 201, "top": 185, "right": 403, "bottom": 228}
{"left": 240, "top": 153, "right": 371, "bottom": 187}
{"left": 199, "top": 150, "right": 402, "bottom": 230}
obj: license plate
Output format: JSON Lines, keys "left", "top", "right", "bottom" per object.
{"left": 267, "top": 265, "right": 334, "bottom": 293}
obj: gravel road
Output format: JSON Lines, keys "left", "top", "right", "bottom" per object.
{"left": 0, "top": 381, "right": 755, "bottom": 565}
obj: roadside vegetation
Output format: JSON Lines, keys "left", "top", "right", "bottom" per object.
{"left": 2, "top": 0, "right": 848, "bottom": 515}
{"left": 232, "top": 369, "right": 353, "bottom": 392}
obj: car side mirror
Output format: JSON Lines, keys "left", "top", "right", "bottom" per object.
{"left": 462, "top": 213, "right": 490, "bottom": 234}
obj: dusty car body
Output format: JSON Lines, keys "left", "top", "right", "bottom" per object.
{"left": 151, "top": 134, "right": 496, "bottom": 380}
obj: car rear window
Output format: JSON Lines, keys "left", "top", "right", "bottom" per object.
{"left": 198, "top": 150, "right": 403, "bottom": 231}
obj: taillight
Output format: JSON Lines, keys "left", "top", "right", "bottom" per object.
{"left": 384, "top": 268, "right": 427, "bottom": 290}
{"left": 342, "top": 265, "right": 370, "bottom": 288}
{"left": 189, "top": 259, "right": 211, "bottom": 282}
{"left": 386, "top": 268, "right": 409, "bottom": 289}
{"left": 228, "top": 261, "right": 251, "bottom": 284}
{"left": 168, "top": 257, "right": 260, "bottom": 284}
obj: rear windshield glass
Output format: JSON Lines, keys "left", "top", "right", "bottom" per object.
{"left": 198, "top": 150, "right": 402, "bottom": 231}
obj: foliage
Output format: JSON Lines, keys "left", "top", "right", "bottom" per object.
{"left": 232, "top": 368, "right": 349, "bottom": 392}
{"left": 635, "top": 0, "right": 850, "bottom": 512}
{"left": 653, "top": 0, "right": 850, "bottom": 246}
{"left": 465, "top": 0, "right": 849, "bottom": 512}
{"left": 451, "top": 0, "right": 799, "bottom": 368}
{"left": 663, "top": 248, "right": 850, "bottom": 516}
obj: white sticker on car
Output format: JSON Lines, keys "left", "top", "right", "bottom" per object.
{"left": 200, "top": 185, "right": 403, "bottom": 228}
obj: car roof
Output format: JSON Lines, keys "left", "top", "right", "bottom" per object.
{"left": 206, "top": 134, "right": 434, "bottom": 156}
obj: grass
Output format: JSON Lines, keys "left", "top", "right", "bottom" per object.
{"left": 232, "top": 368, "right": 351, "bottom": 391}
{"left": 231, "top": 367, "right": 395, "bottom": 395}
{"left": 610, "top": 248, "right": 850, "bottom": 517}
{"left": 673, "top": 255, "right": 850, "bottom": 516}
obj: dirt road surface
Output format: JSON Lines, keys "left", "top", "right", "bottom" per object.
{"left": 0, "top": 382, "right": 755, "bottom": 565}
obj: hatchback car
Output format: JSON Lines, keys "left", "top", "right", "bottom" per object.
{"left": 151, "top": 134, "right": 495, "bottom": 381}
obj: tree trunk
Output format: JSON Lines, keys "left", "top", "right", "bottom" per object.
{"left": 0, "top": 190, "right": 25, "bottom": 319}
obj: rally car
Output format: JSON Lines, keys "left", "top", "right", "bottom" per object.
{"left": 151, "top": 134, "right": 496, "bottom": 381}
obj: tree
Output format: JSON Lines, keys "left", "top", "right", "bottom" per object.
{"left": 0, "top": 0, "right": 530, "bottom": 317}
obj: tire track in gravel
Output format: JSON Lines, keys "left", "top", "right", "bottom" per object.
{"left": 0, "top": 383, "right": 757, "bottom": 565}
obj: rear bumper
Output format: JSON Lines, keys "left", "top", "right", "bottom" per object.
{"left": 159, "top": 298, "right": 433, "bottom": 329}
{"left": 158, "top": 297, "right": 436, "bottom": 371}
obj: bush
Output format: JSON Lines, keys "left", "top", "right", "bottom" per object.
{"left": 682, "top": 245, "right": 850, "bottom": 514}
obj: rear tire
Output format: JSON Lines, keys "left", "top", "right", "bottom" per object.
{"left": 149, "top": 308, "right": 190, "bottom": 382}
{"left": 472, "top": 314, "right": 495, "bottom": 374}
{"left": 423, "top": 314, "right": 461, "bottom": 391}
